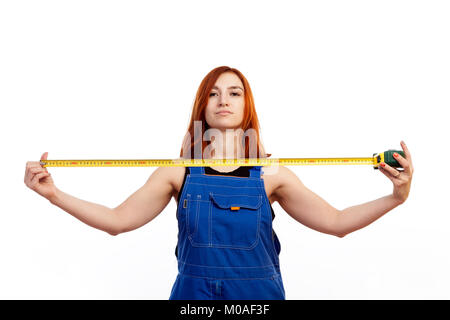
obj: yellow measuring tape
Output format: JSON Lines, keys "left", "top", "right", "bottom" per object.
{"left": 40, "top": 151, "right": 399, "bottom": 169}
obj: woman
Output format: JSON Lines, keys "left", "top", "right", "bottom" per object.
{"left": 24, "top": 66, "right": 414, "bottom": 300}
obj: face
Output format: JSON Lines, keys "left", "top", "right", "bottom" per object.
{"left": 205, "top": 72, "right": 245, "bottom": 131}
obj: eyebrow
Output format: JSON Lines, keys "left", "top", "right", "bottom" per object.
{"left": 212, "top": 85, "right": 244, "bottom": 91}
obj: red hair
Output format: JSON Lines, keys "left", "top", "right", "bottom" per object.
{"left": 179, "top": 66, "right": 271, "bottom": 159}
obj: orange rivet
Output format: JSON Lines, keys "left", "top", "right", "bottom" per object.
{"left": 230, "top": 207, "right": 240, "bottom": 211}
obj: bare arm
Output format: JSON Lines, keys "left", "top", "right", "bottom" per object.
{"left": 335, "top": 195, "right": 402, "bottom": 237}
{"left": 25, "top": 153, "right": 123, "bottom": 236}
{"left": 50, "top": 166, "right": 174, "bottom": 236}
{"left": 50, "top": 188, "right": 122, "bottom": 236}
{"left": 274, "top": 168, "right": 402, "bottom": 238}
{"left": 336, "top": 141, "right": 414, "bottom": 236}
{"left": 112, "top": 166, "right": 174, "bottom": 234}
{"left": 273, "top": 166, "right": 342, "bottom": 237}
{"left": 273, "top": 142, "right": 413, "bottom": 237}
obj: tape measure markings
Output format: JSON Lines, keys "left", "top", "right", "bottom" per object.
{"left": 38, "top": 150, "right": 405, "bottom": 170}
{"left": 40, "top": 157, "right": 375, "bottom": 167}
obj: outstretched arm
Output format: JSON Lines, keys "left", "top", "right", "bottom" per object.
{"left": 49, "top": 166, "right": 175, "bottom": 236}
{"left": 336, "top": 141, "right": 413, "bottom": 236}
{"left": 273, "top": 141, "right": 413, "bottom": 238}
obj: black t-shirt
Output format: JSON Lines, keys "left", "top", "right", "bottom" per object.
{"left": 175, "top": 166, "right": 276, "bottom": 257}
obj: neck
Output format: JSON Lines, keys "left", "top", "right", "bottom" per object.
{"left": 207, "top": 129, "right": 245, "bottom": 160}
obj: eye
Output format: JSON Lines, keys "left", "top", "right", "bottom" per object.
{"left": 209, "top": 91, "right": 241, "bottom": 97}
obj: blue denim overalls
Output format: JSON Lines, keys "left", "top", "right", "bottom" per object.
{"left": 169, "top": 166, "right": 285, "bottom": 300}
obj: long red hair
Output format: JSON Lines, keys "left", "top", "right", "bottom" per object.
{"left": 179, "top": 66, "right": 270, "bottom": 159}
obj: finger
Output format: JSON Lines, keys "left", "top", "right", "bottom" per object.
{"left": 26, "top": 172, "right": 37, "bottom": 186}
{"left": 26, "top": 162, "right": 40, "bottom": 170}
{"left": 26, "top": 157, "right": 44, "bottom": 166}
{"left": 400, "top": 141, "right": 410, "bottom": 159}
{"left": 379, "top": 166, "right": 395, "bottom": 182}
{"left": 25, "top": 165, "right": 34, "bottom": 182}
{"left": 30, "top": 167, "right": 46, "bottom": 174}
{"left": 393, "top": 152, "right": 410, "bottom": 172}
{"left": 30, "top": 172, "right": 50, "bottom": 186}
{"left": 38, "top": 152, "right": 48, "bottom": 172}
{"left": 24, "top": 169, "right": 32, "bottom": 185}
{"left": 40, "top": 152, "right": 49, "bottom": 172}
{"left": 400, "top": 140, "right": 414, "bottom": 172}
{"left": 26, "top": 171, "right": 37, "bottom": 187}
{"left": 380, "top": 162, "right": 401, "bottom": 178}
{"left": 28, "top": 164, "right": 48, "bottom": 174}
{"left": 26, "top": 163, "right": 45, "bottom": 182}
{"left": 400, "top": 141, "right": 413, "bottom": 162}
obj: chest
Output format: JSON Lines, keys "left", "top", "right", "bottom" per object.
{"left": 171, "top": 167, "right": 279, "bottom": 205}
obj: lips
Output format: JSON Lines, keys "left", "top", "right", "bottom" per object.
{"left": 216, "top": 111, "right": 232, "bottom": 115}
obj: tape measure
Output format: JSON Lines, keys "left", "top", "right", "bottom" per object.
{"left": 40, "top": 149, "right": 404, "bottom": 170}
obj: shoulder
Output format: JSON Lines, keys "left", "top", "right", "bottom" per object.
{"left": 148, "top": 166, "right": 185, "bottom": 188}
{"left": 262, "top": 165, "right": 297, "bottom": 183}
{"left": 262, "top": 165, "right": 303, "bottom": 201}
{"left": 158, "top": 166, "right": 186, "bottom": 193}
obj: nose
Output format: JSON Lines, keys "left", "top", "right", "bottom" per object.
{"left": 219, "top": 94, "right": 230, "bottom": 106}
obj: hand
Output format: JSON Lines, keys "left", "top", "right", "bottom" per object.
{"left": 24, "top": 152, "right": 57, "bottom": 201}
{"left": 379, "top": 141, "right": 414, "bottom": 204}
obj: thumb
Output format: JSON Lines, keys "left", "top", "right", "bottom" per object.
{"left": 40, "top": 152, "right": 49, "bottom": 172}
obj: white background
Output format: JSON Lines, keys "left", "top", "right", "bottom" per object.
{"left": 1, "top": 0, "right": 449, "bottom": 299}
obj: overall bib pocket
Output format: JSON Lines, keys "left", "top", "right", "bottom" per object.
{"left": 186, "top": 192, "right": 262, "bottom": 249}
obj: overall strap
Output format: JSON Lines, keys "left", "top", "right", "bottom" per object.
{"left": 188, "top": 166, "right": 205, "bottom": 175}
{"left": 249, "top": 166, "right": 262, "bottom": 178}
